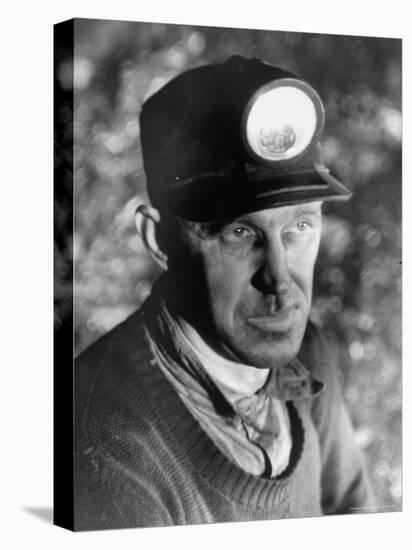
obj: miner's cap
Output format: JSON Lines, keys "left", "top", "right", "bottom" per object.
{"left": 140, "top": 56, "right": 351, "bottom": 222}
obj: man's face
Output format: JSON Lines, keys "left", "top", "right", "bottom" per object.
{"left": 167, "top": 202, "right": 322, "bottom": 370}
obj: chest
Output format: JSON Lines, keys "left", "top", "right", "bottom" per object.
{"left": 154, "top": 399, "right": 323, "bottom": 525}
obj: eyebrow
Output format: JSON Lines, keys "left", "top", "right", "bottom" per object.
{"left": 291, "top": 206, "right": 322, "bottom": 218}
{"left": 193, "top": 204, "right": 322, "bottom": 237}
{"left": 237, "top": 205, "right": 321, "bottom": 224}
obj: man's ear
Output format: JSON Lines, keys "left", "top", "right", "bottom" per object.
{"left": 135, "top": 205, "right": 168, "bottom": 271}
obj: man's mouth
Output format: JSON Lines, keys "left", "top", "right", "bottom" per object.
{"left": 247, "top": 305, "right": 298, "bottom": 333}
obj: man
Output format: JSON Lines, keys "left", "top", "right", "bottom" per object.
{"left": 74, "top": 56, "right": 375, "bottom": 530}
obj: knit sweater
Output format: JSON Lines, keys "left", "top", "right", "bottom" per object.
{"left": 74, "top": 306, "right": 375, "bottom": 531}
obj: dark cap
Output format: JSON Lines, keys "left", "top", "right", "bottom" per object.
{"left": 140, "top": 56, "right": 351, "bottom": 222}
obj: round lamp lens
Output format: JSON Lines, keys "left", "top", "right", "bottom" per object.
{"left": 245, "top": 84, "right": 321, "bottom": 162}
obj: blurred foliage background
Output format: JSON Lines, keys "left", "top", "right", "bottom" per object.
{"left": 55, "top": 19, "right": 401, "bottom": 512}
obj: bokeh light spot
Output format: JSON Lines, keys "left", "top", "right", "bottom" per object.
{"left": 329, "top": 296, "right": 343, "bottom": 313}
{"left": 375, "top": 460, "right": 390, "bottom": 478}
{"left": 105, "top": 134, "right": 125, "bottom": 155}
{"left": 349, "top": 341, "right": 364, "bottom": 360}
{"left": 111, "top": 258, "right": 125, "bottom": 275}
{"left": 365, "top": 228, "right": 381, "bottom": 247}
{"left": 358, "top": 312, "right": 374, "bottom": 331}
{"left": 379, "top": 106, "right": 402, "bottom": 142}
{"left": 126, "top": 118, "right": 140, "bottom": 138}
{"left": 187, "top": 32, "right": 206, "bottom": 55}
{"left": 74, "top": 57, "right": 95, "bottom": 90}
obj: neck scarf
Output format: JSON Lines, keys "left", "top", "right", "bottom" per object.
{"left": 142, "top": 282, "right": 323, "bottom": 477}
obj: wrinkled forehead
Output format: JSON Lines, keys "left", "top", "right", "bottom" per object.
{"left": 230, "top": 201, "right": 323, "bottom": 226}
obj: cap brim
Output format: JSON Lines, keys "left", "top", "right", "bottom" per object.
{"left": 163, "top": 165, "right": 352, "bottom": 222}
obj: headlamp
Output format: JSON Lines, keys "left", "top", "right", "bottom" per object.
{"left": 242, "top": 78, "right": 325, "bottom": 166}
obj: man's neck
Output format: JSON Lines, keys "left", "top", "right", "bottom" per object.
{"left": 175, "top": 314, "right": 269, "bottom": 396}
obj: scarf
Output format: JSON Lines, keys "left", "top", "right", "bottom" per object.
{"left": 142, "top": 282, "right": 323, "bottom": 477}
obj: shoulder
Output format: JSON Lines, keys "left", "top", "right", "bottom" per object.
{"left": 75, "top": 307, "right": 148, "bottom": 400}
{"left": 74, "top": 304, "right": 182, "bottom": 528}
{"left": 75, "top": 307, "right": 155, "bottom": 447}
{"left": 75, "top": 306, "right": 170, "bottom": 484}
{"left": 75, "top": 307, "right": 146, "bottom": 372}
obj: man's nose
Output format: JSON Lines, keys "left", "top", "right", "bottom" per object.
{"left": 251, "top": 238, "right": 290, "bottom": 296}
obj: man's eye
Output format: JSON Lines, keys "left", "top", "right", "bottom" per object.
{"left": 223, "top": 226, "right": 254, "bottom": 242}
{"left": 233, "top": 227, "right": 250, "bottom": 237}
{"left": 283, "top": 219, "right": 313, "bottom": 240}
{"left": 296, "top": 220, "right": 310, "bottom": 231}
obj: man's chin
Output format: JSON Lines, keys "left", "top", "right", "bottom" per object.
{"left": 225, "top": 328, "right": 305, "bottom": 370}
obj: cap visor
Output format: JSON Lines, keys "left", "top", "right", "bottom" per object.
{"left": 164, "top": 165, "right": 351, "bottom": 222}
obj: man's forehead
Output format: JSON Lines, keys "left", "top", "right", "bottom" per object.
{"left": 219, "top": 201, "right": 323, "bottom": 227}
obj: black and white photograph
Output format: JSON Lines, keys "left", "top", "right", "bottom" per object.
{"left": 53, "top": 17, "right": 402, "bottom": 532}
